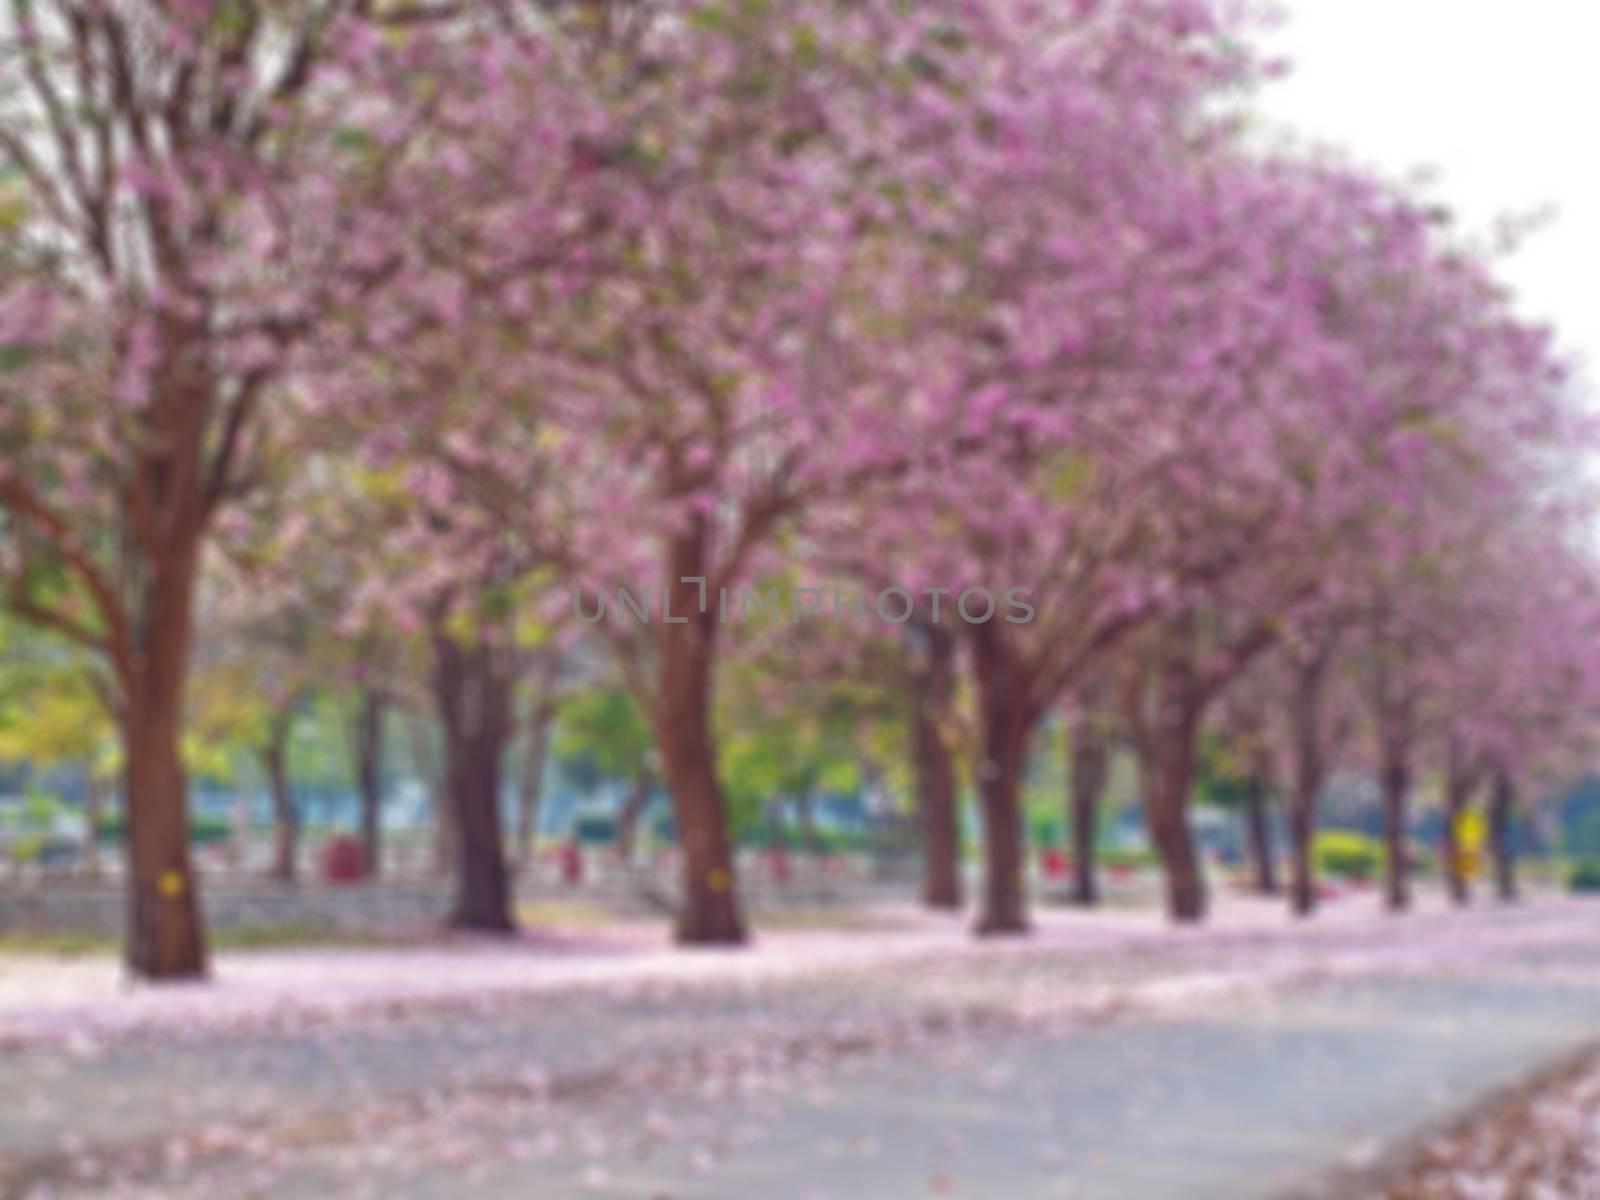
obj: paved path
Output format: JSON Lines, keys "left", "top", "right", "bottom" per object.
{"left": 2, "top": 894, "right": 1597, "bottom": 1198}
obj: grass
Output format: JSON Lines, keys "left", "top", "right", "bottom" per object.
{"left": 513, "top": 899, "right": 628, "bottom": 929}
{"left": 0, "top": 922, "right": 401, "bottom": 958}
{"left": 742, "top": 906, "right": 896, "bottom": 931}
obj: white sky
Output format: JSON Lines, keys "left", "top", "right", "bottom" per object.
{"left": 1263, "top": 0, "right": 1600, "bottom": 392}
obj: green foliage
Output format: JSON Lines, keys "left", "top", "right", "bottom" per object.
{"left": 1098, "top": 847, "right": 1160, "bottom": 871}
{"left": 0, "top": 620, "right": 119, "bottom": 778}
{"left": 1564, "top": 802, "right": 1600, "bottom": 858}
{"left": 2, "top": 792, "right": 79, "bottom": 865}
{"left": 20, "top": 790, "right": 65, "bottom": 824}
{"left": 1314, "top": 830, "right": 1384, "bottom": 880}
{"left": 555, "top": 687, "right": 655, "bottom": 784}
{"left": 1195, "top": 733, "right": 1253, "bottom": 809}
{"left": 95, "top": 810, "right": 231, "bottom": 846}
{"left": 747, "top": 821, "right": 868, "bottom": 854}
{"left": 1029, "top": 810, "right": 1063, "bottom": 848}
{"left": 1567, "top": 860, "right": 1600, "bottom": 893}
{"left": 287, "top": 691, "right": 362, "bottom": 792}
{"left": 713, "top": 655, "right": 891, "bottom": 840}
{"left": 183, "top": 658, "right": 275, "bottom": 785}
{"left": 572, "top": 813, "right": 617, "bottom": 846}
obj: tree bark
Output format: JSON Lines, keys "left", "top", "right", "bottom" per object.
{"left": 616, "top": 772, "right": 653, "bottom": 862}
{"left": 911, "top": 625, "right": 962, "bottom": 910}
{"left": 1243, "top": 774, "right": 1278, "bottom": 898}
{"left": 1440, "top": 739, "right": 1474, "bottom": 907}
{"left": 433, "top": 631, "right": 515, "bottom": 933}
{"left": 1489, "top": 766, "right": 1518, "bottom": 903}
{"left": 121, "top": 538, "right": 207, "bottom": 979}
{"left": 654, "top": 601, "right": 745, "bottom": 944}
{"left": 1286, "top": 653, "right": 1330, "bottom": 916}
{"left": 1285, "top": 787, "right": 1317, "bottom": 917}
{"left": 517, "top": 695, "right": 555, "bottom": 866}
{"left": 1371, "top": 653, "right": 1415, "bottom": 915}
{"left": 82, "top": 768, "right": 103, "bottom": 880}
{"left": 1132, "top": 626, "right": 1207, "bottom": 924}
{"left": 764, "top": 795, "right": 788, "bottom": 852}
{"left": 968, "top": 622, "right": 1034, "bottom": 936}
{"left": 262, "top": 709, "right": 297, "bottom": 885}
{"left": 1142, "top": 727, "right": 1205, "bottom": 922}
{"left": 1381, "top": 755, "right": 1411, "bottom": 913}
{"left": 794, "top": 790, "right": 822, "bottom": 855}
{"left": 353, "top": 686, "right": 386, "bottom": 880}
{"left": 403, "top": 714, "right": 454, "bottom": 878}
{"left": 1068, "top": 709, "right": 1109, "bottom": 908}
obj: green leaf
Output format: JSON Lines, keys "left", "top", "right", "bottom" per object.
{"left": 792, "top": 23, "right": 820, "bottom": 64}
{"left": 0, "top": 343, "right": 34, "bottom": 373}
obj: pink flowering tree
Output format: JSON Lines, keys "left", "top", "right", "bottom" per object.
{"left": 0, "top": 2, "right": 408, "bottom": 977}
{"left": 802, "top": 0, "right": 1276, "bottom": 935}
{"left": 1114, "top": 155, "right": 1585, "bottom": 923}
{"left": 320, "top": 0, "right": 1232, "bottom": 943}
{"left": 894, "top": 154, "right": 1404, "bottom": 928}
{"left": 1356, "top": 264, "right": 1578, "bottom": 912}
{"left": 1414, "top": 520, "right": 1600, "bottom": 905}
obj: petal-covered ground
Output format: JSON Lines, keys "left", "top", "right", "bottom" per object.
{"left": 2, "top": 892, "right": 1598, "bottom": 1198}
{"left": 1384, "top": 1048, "right": 1600, "bottom": 1199}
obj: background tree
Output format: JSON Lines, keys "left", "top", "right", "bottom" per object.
{"left": 0, "top": 618, "right": 119, "bottom": 875}
{"left": 554, "top": 683, "right": 658, "bottom": 863}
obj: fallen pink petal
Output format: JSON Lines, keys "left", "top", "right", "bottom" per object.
{"left": 1, "top": 1, "right": 1598, "bottom": 1196}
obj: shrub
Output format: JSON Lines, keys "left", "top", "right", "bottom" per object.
{"left": 1098, "top": 848, "right": 1159, "bottom": 871}
{"left": 571, "top": 814, "right": 616, "bottom": 847}
{"left": 190, "top": 813, "right": 232, "bottom": 845}
{"left": 95, "top": 811, "right": 232, "bottom": 846}
{"left": 22, "top": 792, "right": 67, "bottom": 825}
{"left": 1567, "top": 860, "right": 1600, "bottom": 893}
{"left": 1314, "top": 830, "right": 1383, "bottom": 880}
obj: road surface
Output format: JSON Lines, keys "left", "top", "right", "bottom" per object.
{"left": 2, "top": 893, "right": 1597, "bottom": 1198}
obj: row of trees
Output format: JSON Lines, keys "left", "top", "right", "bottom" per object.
{"left": 1, "top": 0, "right": 1595, "bottom": 978}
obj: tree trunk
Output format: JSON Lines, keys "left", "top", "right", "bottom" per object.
{"left": 655, "top": 602, "right": 745, "bottom": 945}
{"left": 968, "top": 622, "right": 1034, "bottom": 936}
{"left": 1133, "top": 630, "right": 1207, "bottom": 924}
{"left": 1286, "top": 651, "right": 1330, "bottom": 916}
{"left": 121, "top": 540, "right": 208, "bottom": 980}
{"left": 434, "top": 789, "right": 456, "bottom": 877}
{"left": 1143, "top": 729, "right": 1205, "bottom": 922}
{"left": 1381, "top": 756, "right": 1411, "bottom": 913}
{"left": 517, "top": 697, "right": 555, "bottom": 866}
{"left": 764, "top": 795, "right": 788, "bottom": 852}
{"left": 616, "top": 772, "right": 653, "bottom": 862}
{"left": 1441, "top": 742, "right": 1474, "bottom": 907}
{"left": 1286, "top": 791, "right": 1315, "bottom": 916}
{"left": 82, "top": 769, "right": 103, "bottom": 879}
{"left": 263, "top": 706, "right": 298, "bottom": 884}
{"left": 353, "top": 687, "right": 386, "bottom": 880}
{"left": 1068, "top": 710, "right": 1109, "bottom": 908}
{"left": 1371, "top": 659, "right": 1415, "bottom": 916}
{"left": 1439, "top": 807, "right": 1465, "bottom": 905}
{"left": 1243, "top": 774, "right": 1278, "bottom": 898}
{"left": 794, "top": 791, "right": 822, "bottom": 855}
{"left": 404, "top": 715, "right": 454, "bottom": 878}
{"left": 433, "top": 632, "right": 515, "bottom": 933}
{"left": 912, "top": 626, "right": 961, "bottom": 910}
{"left": 1489, "top": 767, "right": 1518, "bottom": 903}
